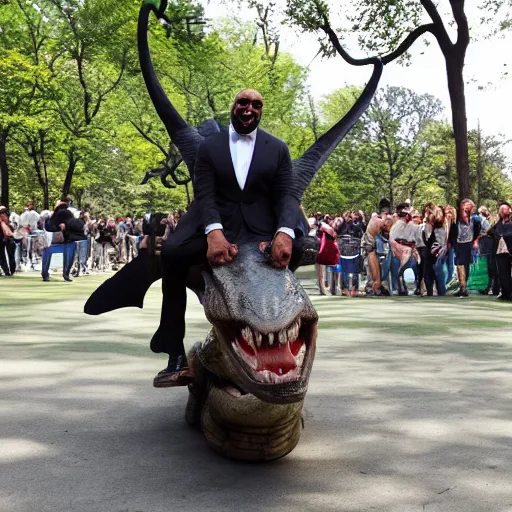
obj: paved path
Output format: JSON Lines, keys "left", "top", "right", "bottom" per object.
{"left": 1, "top": 272, "right": 512, "bottom": 512}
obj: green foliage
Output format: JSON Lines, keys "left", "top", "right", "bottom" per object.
{"left": 2, "top": 0, "right": 511, "bottom": 217}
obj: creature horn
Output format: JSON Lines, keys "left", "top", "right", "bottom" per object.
{"left": 292, "top": 59, "right": 383, "bottom": 199}
{"left": 138, "top": 0, "right": 202, "bottom": 174}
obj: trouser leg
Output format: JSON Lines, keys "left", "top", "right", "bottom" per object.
{"left": 446, "top": 248, "right": 455, "bottom": 284}
{"left": 150, "top": 235, "right": 207, "bottom": 357}
{"left": 433, "top": 257, "right": 446, "bottom": 295}
{"left": 416, "top": 247, "right": 427, "bottom": 294}
{"left": 41, "top": 246, "right": 56, "bottom": 278}
{"left": 63, "top": 243, "right": 76, "bottom": 277}
{"left": 3, "top": 239, "right": 16, "bottom": 275}
{"left": 391, "top": 256, "right": 401, "bottom": 292}
{"left": 0, "top": 240, "right": 10, "bottom": 275}
{"left": 496, "top": 254, "right": 512, "bottom": 299}
{"left": 424, "top": 258, "right": 435, "bottom": 296}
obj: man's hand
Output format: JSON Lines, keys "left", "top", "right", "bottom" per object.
{"left": 207, "top": 230, "right": 238, "bottom": 265}
{"left": 59, "top": 223, "right": 66, "bottom": 231}
{"left": 272, "top": 231, "right": 292, "bottom": 269}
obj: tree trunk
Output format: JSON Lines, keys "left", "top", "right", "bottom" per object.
{"left": 61, "top": 150, "right": 79, "bottom": 199}
{"left": 476, "top": 123, "right": 483, "bottom": 206}
{"left": 40, "top": 131, "right": 50, "bottom": 210}
{"left": 446, "top": 59, "right": 470, "bottom": 202}
{"left": 0, "top": 131, "right": 10, "bottom": 207}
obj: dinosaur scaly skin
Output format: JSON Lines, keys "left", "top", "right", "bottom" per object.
{"left": 185, "top": 245, "right": 318, "bottom": 461}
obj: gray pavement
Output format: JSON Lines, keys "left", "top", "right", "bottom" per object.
{"left": 1, "top": 272, "right": 512, "bottom": 512}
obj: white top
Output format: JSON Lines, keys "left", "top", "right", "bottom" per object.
{"left": 205, "top": 125, "right": 294, "bottom": 240}
{"left": 19, "top": 209, "right": 40, "bottom": 231}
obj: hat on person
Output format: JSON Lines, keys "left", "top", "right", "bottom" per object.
{"left": 0, "top": 205, "right": 9, "bottom": 215}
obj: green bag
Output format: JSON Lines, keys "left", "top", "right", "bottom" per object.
{"left": 467, "top": 256, "right": 488, "bottom": 291}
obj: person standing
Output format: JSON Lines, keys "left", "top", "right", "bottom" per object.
{"left": 42, "top": 199, "right": 86, "bottom": 282}
{"left": 489, "top": 203, "right": 512, "bottom": 301}
{"left": 450, "top": 199, "right": 481, "bottom": 297}
{"left": 0, "top": 206, "right": 16, "bottom": 276}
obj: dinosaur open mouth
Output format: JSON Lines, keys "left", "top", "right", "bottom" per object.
{"left": 230, "top": 318, "right": 310, "bottom": 384}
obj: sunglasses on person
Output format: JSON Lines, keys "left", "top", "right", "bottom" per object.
{"left": 236, "top": 98, "right": 263, "bottom": 109}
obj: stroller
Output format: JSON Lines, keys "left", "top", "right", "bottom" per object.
{"left": 330, "top": 234, "right": 362, "bottom": 296}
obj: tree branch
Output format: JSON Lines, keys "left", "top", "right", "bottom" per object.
{"left": 420, "top": 0, "right": 454, "bottom": 54}
{"left": 320, "top": 19, "right": 436, "bottom": 67}
{"left": 90, "top": 51, "right": 128, "bottom": 121}
{"left": 130, "top": 121, "right": 168, "bottom": 157}
{"left": 450, "top": 0, "right": 470, "bottom": 54}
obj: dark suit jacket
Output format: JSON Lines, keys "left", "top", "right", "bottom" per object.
{"left": 192, "top": 129, "right": 299, "bottom": 242}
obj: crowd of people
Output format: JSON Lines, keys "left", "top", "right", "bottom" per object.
{"left": 309, "top": 198, "right": 512, "bottom": 301}
{"left": 0, "top": 199, "right": 184, "bottom": 281}
{"left": 3, "top": 196, "right": 512, "bottom": 301}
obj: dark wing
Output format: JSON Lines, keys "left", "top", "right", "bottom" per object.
{"left": 290, "top": 60, "right": 383, "bottom": 200}
{"left": 84, "top": 251, "right": 161, "bottom": 315}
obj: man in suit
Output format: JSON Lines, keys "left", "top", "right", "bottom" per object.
{"left": 152, "top": 88, "right": 300, "bottom": 387}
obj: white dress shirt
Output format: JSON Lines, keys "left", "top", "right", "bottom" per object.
{"left": 205, "top": 124, "right": 294, "bottom": 239}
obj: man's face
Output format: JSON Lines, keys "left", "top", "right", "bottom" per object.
{"left": 231, "top": 89, "right": 263, "bottom": 134}
{"left": 27, "top": 202, "right": 34, "bottom": 210}
{"left": 0, "top": 212, "right": 8, "bottom": 223}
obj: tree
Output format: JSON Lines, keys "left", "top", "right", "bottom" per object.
{"left": 310, "top": 86, "right": 446, "bottom": 212}
{"left": 283, "top": 0, "right": 512, "bottom": 202}
{"left": 359, "top": 86, "right": 443, "bottom": 206}
{"left": 0, "top": 1, "right": 42, "bottom": 207}
{"left": 469, "top": 125, "right": 511, "bottom": 206}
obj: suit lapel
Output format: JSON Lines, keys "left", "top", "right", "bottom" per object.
{"left": 244, "top": 130, "right": 267, "bottom": 191}
{"left": 219, "top": 130, "right": 241, "bottom": 191}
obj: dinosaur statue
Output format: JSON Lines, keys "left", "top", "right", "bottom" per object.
{"left": 86, "top": 0, "right": 383, "bottom": 461}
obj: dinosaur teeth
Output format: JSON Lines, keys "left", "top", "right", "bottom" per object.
{"left": 255, "top": 331, "right": 262, "bottom": 347}
{"left": 286, "top": 320, "right": 300, "bottom": 342}
{"left": 278, "top": 330, "right": 287, "bottom": 345}
{"left": 242, "top": 327, "right": 256, "bottom": 351}
{"left": 268, "top": 332, "right": 274, "bottom": 346}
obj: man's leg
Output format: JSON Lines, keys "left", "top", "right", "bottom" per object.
{"left": 367, "top": 251, "right": 383, "bottom": 293}
{"left": 446, "top": 248, "right": 455, "bottom": 285}
{"left": 151, "top": 234, "right": 207, "bottom": 387}
{"left": 496, "top": 254, "right": 512, "bottom": 300}
{"left": 433, "top": 257, "right": 446, "bottom": 296}
{"left": 63, "top": 243, "right": 76, "bottom": 280}
{"left": 380, "top": 250, "right": 392, "bottom": 289}
{"left": 0, "top": 240, "right": 11, "bottom": 275}
{"left": 41, "top": 246, "right": 57, "bottom": 280}
{"left": 3, "top": 239, "right": 16, "bottom": 275}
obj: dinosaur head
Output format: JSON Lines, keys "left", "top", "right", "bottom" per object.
{"left": 202, "top": 244, "right": 318, "bottom": 405}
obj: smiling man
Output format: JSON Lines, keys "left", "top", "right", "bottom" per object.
{"left": 151, "top": 88, "right": 300, "bottom": 387}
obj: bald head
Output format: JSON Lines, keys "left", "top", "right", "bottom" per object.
{"left": 234, "top": 89, "right": 263, "bottom": 104}
{"left": 231, "top": 88, "right": 264, "bottom": 134}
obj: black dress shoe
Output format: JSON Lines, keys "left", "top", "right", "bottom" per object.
{"left": 42, "top": 275, "right": 50, "bottom": 282}
{"left": 63, "top": 275, "right": 73, "bottom": 282}
{"left": 153, "top": 355, "right": 193, "bottom": 388}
